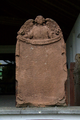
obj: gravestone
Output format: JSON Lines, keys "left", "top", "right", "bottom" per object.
{"left": 74, "top": 54, "right": 80, "bottom": 105}
{"left": 16, "top": 15, "right": 67, "bottom": 107}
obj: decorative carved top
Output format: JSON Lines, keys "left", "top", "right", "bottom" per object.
{"left": 74, "top": 54, "right": 80, "bottom": 74}
{"left": 17, "top": 15, "right": 63, "bottom": 45}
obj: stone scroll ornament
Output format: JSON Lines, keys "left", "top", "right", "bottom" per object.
{"left": 16, "top": 15, "right": 67, "bottom": 107}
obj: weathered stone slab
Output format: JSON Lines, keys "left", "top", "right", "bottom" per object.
{"left": 16, "top": 15, "right": 67, "bottom": 107}
{"left": 74, "top": 54, "right": 80, "bottom": 105}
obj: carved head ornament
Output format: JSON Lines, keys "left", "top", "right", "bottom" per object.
{"left": 35, "top": 15, "right": 45, "bottom": 25}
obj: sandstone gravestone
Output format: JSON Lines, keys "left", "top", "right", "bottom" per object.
{"left": 16, "top": 15, "right": 67, "bottom": 107}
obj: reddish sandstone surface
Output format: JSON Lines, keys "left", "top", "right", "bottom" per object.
{"left": 16, "top": 15, "right": 67, "bottom": 107}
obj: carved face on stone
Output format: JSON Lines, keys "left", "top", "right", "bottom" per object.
{"left": 35, "top": 15, "right": 45, "bottom": 25}
{"left": 75, "top": 54, "right": 80, "bottom": 62}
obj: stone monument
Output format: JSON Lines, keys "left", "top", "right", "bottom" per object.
{"left": 74, "top": 54, "right": 80, "bottom": 105}
{"left": 16, "top": 15, "right": 67, "bottom": 107}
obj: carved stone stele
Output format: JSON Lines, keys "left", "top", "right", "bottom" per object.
{"left": 16, "top": 15, "right": 67, "bottom": 107}
{"left": 74, "top": 54, "right": 80, "bottom": 105}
